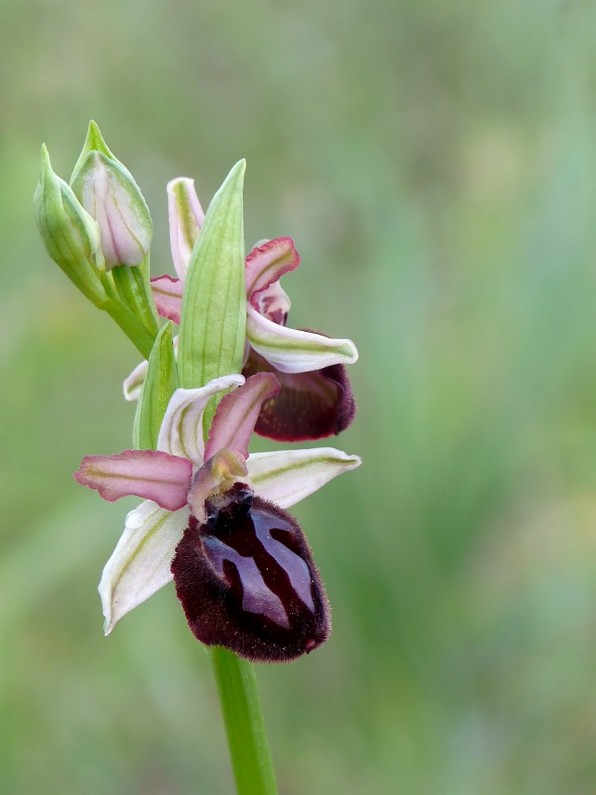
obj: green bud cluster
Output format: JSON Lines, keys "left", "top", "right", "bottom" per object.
{"left": 34, "top": 122, "right": 159, "bottom": 358}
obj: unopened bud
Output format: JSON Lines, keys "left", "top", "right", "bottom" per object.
{"left": 34, "top": 145, "right": 106, "bottom": 302}
{"left": 70, "top": 122, "right": 152, "bottom": 269}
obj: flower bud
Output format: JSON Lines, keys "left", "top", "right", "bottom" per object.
{"left": 70, "top": 122, "right": 152, "bottom": 269}
{"left": 34, "top": 145, "right": 106, "bottom": 303}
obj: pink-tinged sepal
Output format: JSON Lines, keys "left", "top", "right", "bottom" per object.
{"left": 245, "top": 237, "right": 300, "bottom": 298}
{"left": 150, "top": 275, "right": 183, "bottom": 322}
{"left": 243, "top": 349, "right": 356, "bottom": 441}
{"left": 74, "top": 449, "right": 192, "bottom": 511}
{"left": 171, "top": 484, "right": 331, "bottom": 663}
{"left": 205, "top": 373, "right": 280, "bottom": 460}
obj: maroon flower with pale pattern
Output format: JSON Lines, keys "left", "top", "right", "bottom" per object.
{"left": 75, "top": 372, "right": 361, "bottom": 662}
{"left": 126, "top": 177, "right": 358, "bottom": 442}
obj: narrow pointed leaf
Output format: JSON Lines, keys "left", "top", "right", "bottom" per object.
{"left": 247, "top": 447, "right": 361, "bottom": 508}
{"left": 133, "top": 322, "right": 178, "bottom": 449}
{"left": 100, "top": 501, "right": 189, "bottom": 633}
{"left": 178, "top": 160, "right": 247, "bottom": 402}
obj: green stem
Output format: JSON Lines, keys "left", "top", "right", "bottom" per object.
{"left": 102, "top": 298, "right": 157, "bottom": 359}
{"left": 210, "top": 647, "right": 278, "bottom": 795}
{"left": 93, "top": 266, "right": 158, "bottom": 359}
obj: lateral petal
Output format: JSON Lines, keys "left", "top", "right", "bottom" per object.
{"left": 247, "top": 447, "right": 361, "bottom": 508}
{"left": 205, "top": 373, "right": 280, "bottom": 461}
{"left": 99, "top": 501, "right": 189, "bottom": 634}
{"left": 246, "top": 306, "right": 358, "bottom": 373}
{"left": 74, "top": 449, "right": 192, "bottom": 510}
{"left": 157, "top": 375, "right": 245, "bottom": 464}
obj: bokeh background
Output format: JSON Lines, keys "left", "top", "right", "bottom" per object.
{"left": 2, "top": 1, "right": 596, "bottom": 792}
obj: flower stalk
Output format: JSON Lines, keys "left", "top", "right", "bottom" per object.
{"left": 211, "top": 647, "right": 278, "bottom": 795}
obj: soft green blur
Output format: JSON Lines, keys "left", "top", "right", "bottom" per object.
{"left": 2, "top": 1, "right": 596, "bottom": 792}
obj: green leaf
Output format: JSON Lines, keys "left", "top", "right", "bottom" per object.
{"left": 111, "top": 258, "right": 160, "bottom": 340}
{"left": 133, "top": 322, "right": 178, "bottom": 449}
{"left": 177, "top": 160, "right": 247, "bottom": 423}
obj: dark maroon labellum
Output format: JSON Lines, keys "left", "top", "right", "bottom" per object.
{"left": 171, "top": 484, "right": 331, "bottom": 663}
{"left": 243, "top": 348, "right": 356, "bottom": 442}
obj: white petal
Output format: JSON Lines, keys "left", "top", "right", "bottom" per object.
{"left": 123, "top": 359, "right": 148, "bottom": 401}
{"left": 99, "top": 501, "right": 189, "bottom": 634}
{"left": 157, "top": 375, "right": 245, "bottom": 464}
{"left": 167, "top": 177, "right": 204, "bottom": 280}
{"left": 247, "top": 447, "right": 361, "bottom": 508}
{"left": 246, "top": 305, "right": 358, "bottom": 373}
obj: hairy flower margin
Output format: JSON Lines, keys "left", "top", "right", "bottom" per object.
{"left": 124, "top": 177, "right": 359, "bottom": 442}
{"left": 75, "top": 373, "right": 361, "bottom": 661}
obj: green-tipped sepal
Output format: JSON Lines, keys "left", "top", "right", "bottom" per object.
{"left": 34, "top": 145, "right": 107, "bottom": 305}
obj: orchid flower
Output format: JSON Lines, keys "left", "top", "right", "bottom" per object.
{"left": 125, "top": 178, "right": 358, "bottom": 442}
{"left": 75, "top": 372, "right": 361, "bottom": 662}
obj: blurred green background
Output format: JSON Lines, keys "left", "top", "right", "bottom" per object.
{"left": 2, "top": 0, "right": 596, "bottom": 792}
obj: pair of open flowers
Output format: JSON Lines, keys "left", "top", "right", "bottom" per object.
{"left": 74, "top": 173, "right": 360, "bottom": 663}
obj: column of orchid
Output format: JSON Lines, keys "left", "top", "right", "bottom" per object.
{"left": 35, "top": 122, "right": 360, "bottom": 795}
